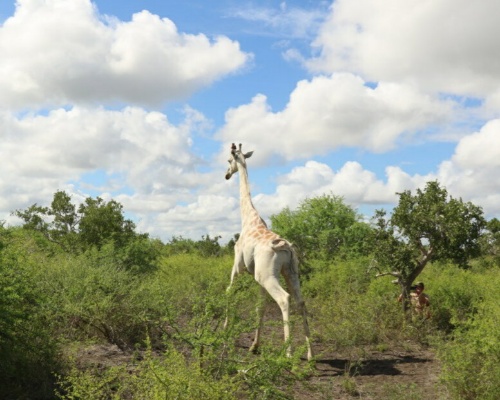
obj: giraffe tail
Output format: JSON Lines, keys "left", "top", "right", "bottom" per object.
{"left": 289, "top": 244, "right": 300, "bottom": 276}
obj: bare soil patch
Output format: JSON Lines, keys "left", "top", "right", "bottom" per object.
{"left": 300, "top": 343, "right": 447, "bottom": 399}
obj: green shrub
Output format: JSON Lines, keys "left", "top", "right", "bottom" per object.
{"left": 0, "top": 227, "right": 60, "bottom": 398}
{"left": 57, "top": 344, "right": 238, "bottom": 400}
{"left": 427, "top": 263, "right": 486, "bottom": 332}
{"left": 438, "top": 269, "right": 500, "bottom": 399}
{"left": 35, "top": 247, "right": 164, "bottom": 349}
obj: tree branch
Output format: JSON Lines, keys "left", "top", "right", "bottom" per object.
{"left": 375, "top": 271, "right": 401, "bottom": 279}
{"left": 367, "top": 260, "right": 401, "bottom": 282}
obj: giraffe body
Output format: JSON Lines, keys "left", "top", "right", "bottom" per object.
{"left": 225, "top": 143, "right": 313, "bottom": 361}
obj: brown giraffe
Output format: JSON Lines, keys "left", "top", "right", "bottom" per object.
{"left": 224, "top": 143, "right": 313, "bottom": 361}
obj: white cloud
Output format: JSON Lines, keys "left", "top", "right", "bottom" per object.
{"left": 452, "top": 119, "right": 500, "bottom": 170}
{"left": 0, "top": 106, "right": 207, "bottom": 223}
{"left": 0, "top": 0, "right": 250, "bottom": 109}
{"left": 436, "top": 120, "right": 500, "bottom": 209}
{"left": 218, "top": 73, "right": 453, "bottom": 162}
{"left": 137, "top": 193, "right": 241, "bottom": 241}
{"left": 227, "top": 1, "right": 327, "bottom": 39}
{"left": 233, "top": 160, "right": 412, "bottom": 226}
{"left": 308, "top": 0, "right": 500, "bottom": 97}
{"left": 3, "top": 0, "right": 500, "bottom": 244}
{"left": 116, "top": 116, "right": 500, "bottom": 242}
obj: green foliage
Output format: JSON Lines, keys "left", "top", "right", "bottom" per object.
{"left": 165, "top": 234, "right": 226, "bottom": 257}
{"left": 479, "top": 217, "right": 500, "bottom": 264}
{"left": 303, "top": 257, "right": 403, "bottom": 348}
{"left": 57, "top": 344, "right": 238, "bottom": 400}
{"left": 270, "top": 194, "right": 373, "bottom": 275}
{"left": 439, "top": 301, "right": 500, "bottom": 399}
{"left": 0, "top": 227, "right": 60, "bottom": 398}
{"left": 36, "top": 247, "right": 168, "bottom": 350}
{"left": 3, "top": 185, "right": 500, "bottom": 399}
{"left": 15, "top": 191, "right": 139, "bottom": 248}
{"left": 55, "top": 252, "right": 310, "bottom": 400}
{"left": 13, "top": 203, "right": 50, "bottom": 232}
{"left": 372, "top": 181, "right": 486, "bottom": 307}
{"left": 77, "top": 196, "right": 136, "bottom": 249}
{"left": 14, "top": 190, "right": 160, "bottom": 272}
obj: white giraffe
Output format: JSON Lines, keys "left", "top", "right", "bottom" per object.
{"left": 225, "top": 143, "right": 313, "bottom": 361}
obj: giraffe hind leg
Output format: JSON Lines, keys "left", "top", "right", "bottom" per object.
{"left": 249, "top": 286, "right": 266, "bottom": 354}
{"left": 282, "top": 266, "right": 314, "bottom": 361}
{"left": 259, "top": 276, "right": 292, "bottom": 357}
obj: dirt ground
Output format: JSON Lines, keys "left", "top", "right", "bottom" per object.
{"left": 296, "top": 343, "right": 446, "bottom": 399}
{"left": 75, "top": 338, "right": 447, "bottom": 400}
{"left": 233, "top": 327, "right": 448, "bottom": 400}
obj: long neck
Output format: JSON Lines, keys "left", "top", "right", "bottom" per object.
{"left": 237, "top": 163, "right": 259, "bottom": 227}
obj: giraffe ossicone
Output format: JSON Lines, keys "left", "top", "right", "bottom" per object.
{"left": 224, "top": 142, "right": 313, "bottom": 361}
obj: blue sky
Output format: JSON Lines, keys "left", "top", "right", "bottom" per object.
{"left": 1, "top": 0, "right": 500, "bottom": 242}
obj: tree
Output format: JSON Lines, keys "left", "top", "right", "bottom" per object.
{"left": 48, "top": 190, "right": 79, "bottom": 248}
{"left": 14, "top": 191, "right": 139, "bottom": 252}
{"left": 479, "top": 217, "right": 500, "bottom": 262}
{"left": 164, "top": 234, "right": 224, "bottom": 257}
{"left": 270, "top": 194, "right": 374, "bottom": 263}
{"left": 13, "top": 204, "right": 49, "bottom": 233}
{"left": 371, "top": 181, "right": 486, "bottom": 310}
{"left": 77, "top": 196, "right": 135, "bottom": 250}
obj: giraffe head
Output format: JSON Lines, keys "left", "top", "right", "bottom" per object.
{"left": 225, "top": 143, "right": 253, "bottom": 180}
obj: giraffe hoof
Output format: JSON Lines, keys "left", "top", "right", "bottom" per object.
{"left": 249, "top": 344, "right": 259, "bottom": 354}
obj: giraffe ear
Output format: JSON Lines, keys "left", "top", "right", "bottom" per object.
{"left": 244, "top": 151, "right": 253, "bottom": 159}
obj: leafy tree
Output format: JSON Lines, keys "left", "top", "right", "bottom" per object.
{"left": 165, "top": 236, "right": 197, "bottom": 255}
{"left": 13, "top": 204, "right": 50, "bottom": 233}
{"left": 196, "top": 234, "right": 223, "bottom": 257}
{"left": 165, "top": 234, "right": 225, "bottom": 257}
{"left": 371, "top": 181, "right": 486, "bottom": 310}
{"left": 77, "top": 196, "right": 136, "bottom": 250}
{"left": 479, "top": 217, "right": 500, "bottom": 263}
{"left": 14, "top": 191, "right": 138, "bottom": 251}
{"left": 225, "top": 233, "right": 239, "bottom": 255}
{"left": 270, "top": 194, "right": 374, "bottom": 262}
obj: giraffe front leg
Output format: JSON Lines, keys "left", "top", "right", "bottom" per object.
{"left": 249, "top": 287, "right": 266, "bottom": 354}
{"left": 224, "top": 259, "right": 244, "bottom": 329}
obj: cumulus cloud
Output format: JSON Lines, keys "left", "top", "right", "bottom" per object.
{"left": 223, "top": 159, "right": 433, "bottom": 227}
{"left": 452, "top": 119, "right": 500, "bottom": 170}
{"left": 3, "top": 0, "right": 500, "bottom": 243}
{"left": 436, "top": 119, "right": 500, "bottom": 209}
{"left": 218, "top": 73, "right": 453, "bottom": 162}
{"left": 0, "top": 0, "right": 251, "bottom": 109}
{"left": 128, "top": 115, "right": 500, "bottom": 241}
{"left": 0, "top": 106, "right": 212, "bottom": 223}
{"left": 135, "top": 193, "right": 241, "bottom": 241}
{"left": 307, "top": 0, "right": 500, "bottom": 98}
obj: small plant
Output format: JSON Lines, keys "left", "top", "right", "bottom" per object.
{"left": 379, "top": 383, "right": 423, "bottom": 400}
{"left": 340, "top": 375, "right": 359, "bottom": 397}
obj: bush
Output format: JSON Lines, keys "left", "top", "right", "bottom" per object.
{"left": 437, "top": 268, "right": 500, "bottom": 399}
{"left": 36, "top": 246, "right": 165, "bottom": 350}
{"left": 303, "top": 258, "right": 404, "bottom": 348}
{"left": 57, "top": 344, "right": 238, "bottom": 400}
{"left": 427, "top": 263, "right": 485, "bottom": 332}
{"left": 0, "top": 227, "right": 60, "bottom": 398}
